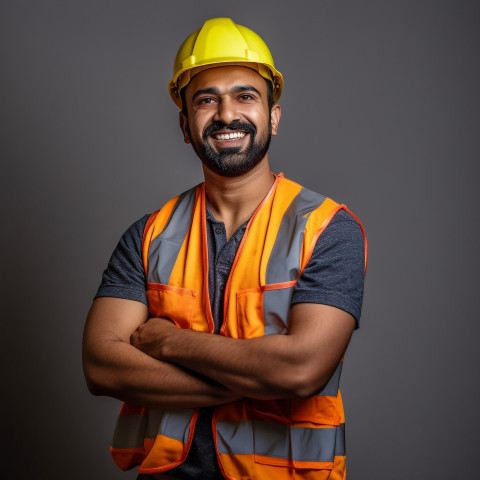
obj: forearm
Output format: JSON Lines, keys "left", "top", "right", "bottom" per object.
{"left": 158, "top": 329, "right": 311, "bottom": 399}
{"left": 83, "top": 335, "right": 240, "bottom": 409}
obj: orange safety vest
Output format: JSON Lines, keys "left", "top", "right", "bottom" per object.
{"left": 110, "top": 174, "right": 367, "bottom": 480}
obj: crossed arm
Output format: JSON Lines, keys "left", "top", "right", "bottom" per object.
{"left": 82, "top": 296, "right": 355, "bottom": 408}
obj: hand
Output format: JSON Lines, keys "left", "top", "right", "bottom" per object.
{"left": 130, "top": 317, "right": 179, "bottom": 359}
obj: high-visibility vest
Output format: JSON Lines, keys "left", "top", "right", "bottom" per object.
{"left": 110, "top": 174, "right": 367, "bottom": 480}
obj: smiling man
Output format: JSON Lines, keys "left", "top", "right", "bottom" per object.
{"left": 83, "top": 18, "right": 367, "bottom": 480}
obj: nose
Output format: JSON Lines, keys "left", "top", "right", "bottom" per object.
{"left": 213, "top": 97, "right": 239, "bottom": 125}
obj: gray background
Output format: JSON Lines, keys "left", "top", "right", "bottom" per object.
{"left": 1, "top": 1, "right": 479, "bottom": 478}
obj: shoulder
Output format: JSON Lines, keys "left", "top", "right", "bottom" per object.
{"left": 313, "top": 207, "right": 366, "bottom": 271}
{"left": 293, "top": 207, "right": 366, "bottom": 326}
{"left": 110, "top": 214, "right": 152, "bottom": 261}
{"left": 111, "top": 214, "right": 152, "bottom": 264}
{"left": 94, "top": 215, "right": 151, "bottom": 304}
{"left": 323, "top": 208, "right": 365, "bottom": 243}
{"left": 121, "top": 215, "right": 151, "bottom": 245}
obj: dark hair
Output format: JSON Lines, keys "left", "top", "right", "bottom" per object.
{"left": 180, "top": 76, "right": 275, "bottom": 117}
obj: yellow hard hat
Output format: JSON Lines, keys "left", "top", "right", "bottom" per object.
{"left": 168, "top": 17, "right": 283, "bottom": 108}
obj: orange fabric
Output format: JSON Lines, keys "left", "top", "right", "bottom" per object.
{"left": 139, "top": 436, "right": 189, "bottom": 472}
{"left": 146, "top": 284, "right": 197, "bottom": 329}
{"left": 110, "top": 447, "right": 148, "bottom": 471}
{"left": 221, "top": 173, "right": 285, "bottom": 333}
{"left": 167, "top": 186, "right": 212, "bottom": 333}
{"left": 200, "top": 186, "right": 216, "bottom": 331}
{"left": 221, "top": 175, "right": 301, "bottom": 339}
{"left": 142, "top": 210, "right": 159, "bottom": 252}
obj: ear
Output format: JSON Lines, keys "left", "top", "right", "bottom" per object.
{"left": 270, "top": 104, "right": 281, "bottom": 136}
{"left": 179, "top": 111, "right": 191, "bottom": 144}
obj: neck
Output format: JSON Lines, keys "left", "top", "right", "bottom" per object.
{"left": 203, "top": 156, "right": 275, "bottom": 240}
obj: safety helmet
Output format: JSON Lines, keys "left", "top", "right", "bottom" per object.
{"left": 168, "top": 17, "right": 283, "bottom": 108}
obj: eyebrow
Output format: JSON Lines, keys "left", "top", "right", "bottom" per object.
{"left": 231, "top": 85, "right": 261, "bottom": 96}
{"left": 191, "top": 85, "right": 261, "bottom": 102}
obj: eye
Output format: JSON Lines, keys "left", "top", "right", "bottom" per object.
{"left": 197, "top": 97, "right": 216, "bottom": 105}
{"left": 239, "top": 93, "right": 255, "bottom": 101}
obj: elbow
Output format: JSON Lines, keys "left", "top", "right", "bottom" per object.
{"left": 83, "top": 365, "right": 105, "bottom": 397}
{"left": 289, "top": 383, "right": 324, "bottom": 401}
{"left": 284, "top": 368, "right": 332, "bottom": 400}
{"left": 85, "top": 376, "right": 103, "bottom": 397}
{"left": 82, "top": 356, "right": 112, "bottom": 397}
{"left": 287, "top": 382, "right": 318, "bottom": 401}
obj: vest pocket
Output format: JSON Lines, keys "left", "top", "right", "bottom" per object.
{"left": 236, "top": 289, "right": 265, "bottom": 339}
{"left": 146, "top": 283, "right": 197, "bottom": 330}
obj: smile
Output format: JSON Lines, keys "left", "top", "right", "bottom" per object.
{"left": 212, "top": 131, "right": 247, "bottom": 141}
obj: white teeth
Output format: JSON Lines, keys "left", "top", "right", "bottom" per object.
{"left": 215, "top": 132, "right": 246, "bottom": 140}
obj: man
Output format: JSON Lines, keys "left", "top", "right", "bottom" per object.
{"left": 83, "top": 17, "right": 366, "bottom": 480}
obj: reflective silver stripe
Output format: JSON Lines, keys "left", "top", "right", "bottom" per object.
{"left": 112, "top": 414, "right": 147, "bottom": 449}
{"left": 263, "top": 188, "right": 326, "bottom": 334}
{"left": 335, "top": 422, "right": 346, "bottom": 456}
{"left": 111, "top": 409, "right": 194, "bottom": 449}
{"left": 290, "top": 425, "right": 336, "bottom": 462}
{"left": 147, "top": 188, "right": 197, "bottom": 284}
{"left": 216, "top": 418, "right": 254, "bottom": 455}
{"left": 266, "top": 187, "right": 326, "bottom": 285}
{"left": 263, "top": 287, "right": 294, "bottom": 335}
{"left": 147, "top": 408, "right": 194, "bottom": 442}
{"left": 315, "top": 361, "right": 343, "bottom": 397}
{"left": 253, "top": 420, "right": 291, "bottom": 459}
{"left": 217, "top": 419, "right": 345, "bottom": 462}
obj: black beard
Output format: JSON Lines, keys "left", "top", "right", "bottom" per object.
{"left": 190, "top": 119, "right": 272, "bottom": 178}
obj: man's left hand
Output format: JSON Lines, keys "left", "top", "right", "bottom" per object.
{"left": 130, "top": 316, "right": 179, "bottom": 358}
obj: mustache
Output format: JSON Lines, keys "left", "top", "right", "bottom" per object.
{"left": 202, "top": 120, "right": 256, "bottom": 141}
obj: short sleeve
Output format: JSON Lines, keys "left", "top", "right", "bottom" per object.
{"left": 94, "top": 215, "right": 150, "bottom": 305}
{"left": 291, "top": 209, "right": 366, "bottom": 327}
